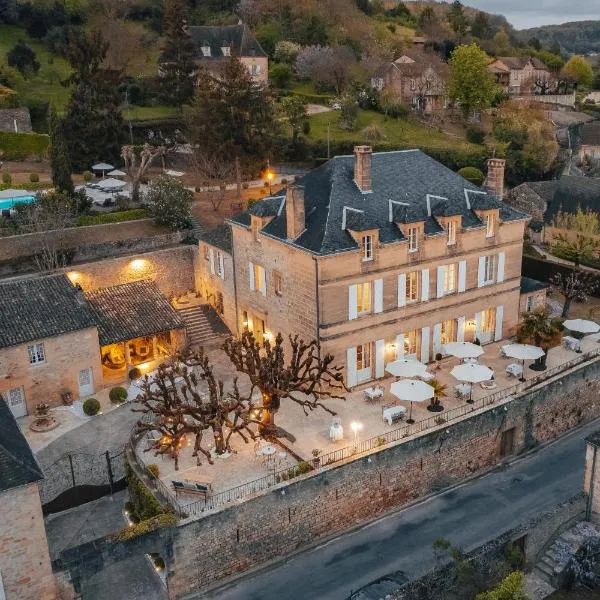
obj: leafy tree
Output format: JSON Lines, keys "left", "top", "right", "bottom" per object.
{"left": 339, "top": 93, "right": 358, "bottom": 130}
{"left": 458, "top": 166, "right": 484, "bottom": 185}
{"left": 295, "top": 45, "right": 355, "bottom": 95}
{"left": 48, "top": 106, "right": 73, "bottom": 194}
{"left": 121, "top": 143, "right": 166, "bottom": 203}
{"left": 255, "top": 21, "right": 282, "bottom": 56}
{"left": 448, "top": 1, "right": 468, "bottom": 42}
{"left": 159, "top": 0, "right": 196, "bottom": 106}
{"left": 516, "top": 307, "right": 563, "bottom": 370}
{"left": 418, "top": 7, "right": 438, "bottom": 35}
{"left": 145, "top": 175, "right": 193, "bottom": 230}
{"left": 552, "top": 208, "right": 600, "bottom": 267}
{"left": 475, "top": 571, "right": 529, "bottom": 600}
{"left": 186, "top": 58, "right": 276, "bottom": 196}
{"left": 551, "top": 270, "right": 598, "bottom": 318}
{"left": 6, "top": 42, "right": 40, "bottom": 76}
{"left": 282, "top": 96, "right": 307, "bottom": 144}
{"left": 269, "top": 63, "right": 292, "bottom": 88}
{"left": 274, "top": 41, "right": 301, "bottom": 65}
{"left": 223, "top": 331, "right": 347, "bottom": 437}
{"left": 63, "top": 30, "right": 123, "bottom": 171}
{"left": 563, "top": 55, "right": 594, "bottom": 88}
{"left": 471, "top": 12, "right": 492, "bottom": 40}
{"left": 0, "top": 0, "right": 17, "bottom": 24}
{"left": 448, "top": 44, "right": 497, "bottom": 118}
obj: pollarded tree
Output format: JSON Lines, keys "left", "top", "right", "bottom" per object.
{"left": 121, "top": 143, "right": 166, "bottom": 203}
{"left": 223, "top": 331, "right": 348, "bottom": 438}
{"left": 448, "top": 43, "right": 497, "bottom": 119}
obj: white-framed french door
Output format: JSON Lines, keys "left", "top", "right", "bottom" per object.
{"left": 356, "top": 342, "right": 373, "bottom": 384}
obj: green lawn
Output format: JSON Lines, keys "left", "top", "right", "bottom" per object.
{"left": 122, "top": 105, "right": 179, "bottom": 121}
{"left": 0, "top": 25, "right": 73, "bottom": 110}
{"left": 307, "top": 110, "right": 478, "bottom": 152}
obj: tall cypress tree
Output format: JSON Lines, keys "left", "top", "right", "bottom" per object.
{"left": 49, "top": 106, "right": 74, "bottom": 194}
{"left": 160, "top": 0, "right": 196, "bottom": 106}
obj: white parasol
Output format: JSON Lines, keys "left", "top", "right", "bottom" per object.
{"left": 443, "top": 341, "right": 484, "bottom": 360}
{"left": 563, "top": 319, "right": 600, "bottom": 334}
{"left": 390, "top": 379, "right": 434, "bottom": 424}
{"left": 98, "top": 177, "right": 126, "bottom": 191}
{"left": 502, "top": 343, "right": 545, "bottom": 382}
{"left": 450, "top": 363, "right": 494, "bottom": 403}
{"left": 386, "top": 358, "right": 428, "bottom": 378}
{"left": 107, "top": 169, "right": 127, "bottom": 178}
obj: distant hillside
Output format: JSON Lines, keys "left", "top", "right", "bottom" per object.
{"left": 519, "top": 21, "right": 600, "bottom": 54}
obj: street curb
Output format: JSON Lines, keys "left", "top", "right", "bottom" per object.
{"left": 192, "top": 415, "right": 600, "bottom": 599}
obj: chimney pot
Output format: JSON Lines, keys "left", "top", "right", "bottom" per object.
{"left": 484, "top": 158, "right": 506, "bottom": 200}
{"left": 354, "top": 145, "right": 373, "bottom": 193}
{"left": 286, "top": 185, "right": 305, "bottom": 240}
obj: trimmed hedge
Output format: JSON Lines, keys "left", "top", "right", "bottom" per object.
{"left": 0, "top": 131, "right": 49, "bottom": 160}
{"left": 109, "top": 386, "right": 128, "bottom": 404}
{"left": 114, "top": 513, "right": 177, "bottom": 542}
{"left": 83, "top": 398, "right": 100, "bottom": 416}
{"left": 76, "top": 209, "right": 149, "bottom": 227}
{"left": 0, "top": 181, "right": 52, "bottom": 191}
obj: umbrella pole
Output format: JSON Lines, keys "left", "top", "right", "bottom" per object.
{"left": 407, "top": 401, "right": 414, "bottom": 425}
{"left": 467, "top": 385, "right": 474, "bottom": 404}
{"left": 520, "top": 359, "right": 526, "bottom": 383}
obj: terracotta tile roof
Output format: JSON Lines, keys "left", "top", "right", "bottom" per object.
{"left": 86, "top": 280, "right": 184, "bottom": 346}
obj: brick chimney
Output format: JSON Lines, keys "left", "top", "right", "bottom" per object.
{"left": 484, "top": 158, "right": 506, "bottom": 199}
{"left": 286, "top": 185, "right": 305, "bottom": 240}
{"left": 354, "top": 145, "right": 373, "bottom": 193}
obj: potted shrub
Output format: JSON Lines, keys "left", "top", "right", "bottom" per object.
{"left": 435, "top": 352, "right": 443, "bottom": 370}
{"left": 29, "top": 173, "right": 39, "bottom": 183}
{"left": 109, "top": 386, "right": 128, "bottom": 404}
{"left": 83, "top": 170, "right": 93, "bottom": 182}
{"left": 129, "top": 367, "right": 142, "bottom": 381}
{"left": 427, "top": 379, "right": 447, "bottom": 412}
{"left": 311, "top": 448, "right": 321, "bottom": 468}
{"left": 83, "top": 398, "right": 100, "bottom": 416}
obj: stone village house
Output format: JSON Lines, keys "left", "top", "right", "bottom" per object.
{"left": 488, "top": 56, "right": 551, "bottom": 97}
{"left": 198, "top": 147, "right": 538, "bottom": 388}
{"left": 371, "top": 50, "right": 448, "bottom": 114}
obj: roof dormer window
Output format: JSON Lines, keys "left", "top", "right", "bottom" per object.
{"left": 222, "top": 46, "right": 231, "bottom": 57}
{"left": 201, "top": 45, "right": 211, "bottom": 57}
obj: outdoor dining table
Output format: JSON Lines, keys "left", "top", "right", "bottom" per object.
{"left": 257, "top": 444, "right": 276, "bottom": 457}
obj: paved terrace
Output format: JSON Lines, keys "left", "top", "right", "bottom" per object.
{"left": 133, "top": 333, "right": 600, "bottom": 517}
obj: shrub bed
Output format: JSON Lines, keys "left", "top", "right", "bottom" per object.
{"left": 0, "top": 181, "right": 52, "bottom": 191}
{"left": 125, "top": 461, "right": 164, "bottom": 521}
{"left": 114, "top": 513, "right": 177, "bottom": 542}
{"left": 76, "top": 209, "right": 149, "bottom": 227}
{"left": 0, "top": 131, "right": 49, "bottom": 160}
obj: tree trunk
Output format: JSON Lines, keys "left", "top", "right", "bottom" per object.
{"left": 259, "top": 393, "right": 280, "bottom": 438}
{"left": 235, "top": 155, "right": 242, "bottom": 199}
{"left": 212, "top": 424, "right": 227, "bottom": 454}
{"left": 562, "top": 296, "right": 572, "bottom": 318}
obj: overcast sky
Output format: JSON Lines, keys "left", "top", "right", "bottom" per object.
{"left": 464, "top": 1, "right": 600, "bottom": 30}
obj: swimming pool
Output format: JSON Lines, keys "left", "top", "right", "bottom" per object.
{"left": 0, "top": 195, "right": 36, "bottom": 210}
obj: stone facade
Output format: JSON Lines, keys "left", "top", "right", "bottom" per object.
{"left": 0, "top": 327, "right": 102, "bottom": 415}
{"left": 0, "top": 483, "right": 56, "bottom": 600}
{"left": 519, "top": 287, "right": 547, "bottom": 315}
{"left": 64, "top": 246, "right": 195, "bottom": 298}
{"left": 240, "top": 56, "right": 268, "bottom": 85}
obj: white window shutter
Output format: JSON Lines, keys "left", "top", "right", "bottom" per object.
{"left": 249, "top": 261, "right": 255, "bottom": 290}
{"left": 437, "top": 266, "right": 445, "bottom": 298}
{"left": 396, "top": 333, "right": 405, "bottom": 358}
{"left": 495, "top": 305, "right": 504, "bottom": 341}
{"left": 433, "top": 323, "right": 442, "bottom": 358}
{"left": 374, "top": 279, "right": 383, "bottom": 313}
{"left": 497, "top": 252, "right": 505, "bottom": 283}
{"left": 397, "top": 274, "right": 407, "bottom": 307}
{"left": 475, "top": 311, "right": 482, "bottom": 341}
{"left": 421, "top": 269, "right": 429, "bottom": 302}
{"left": 218, "top": 253, "right": 225, "bottom": 279}
{"left": 348, "top": 285, "right": 358, "bottom": 320}
{"left": 420, "top": 326, "right": 430, "bottom": 363}
{"left": 457, "top": 316, "right": 465, "bottom": 342}
{"left": 477, "top": 256, "right": 485, "bottom": 288}
{"left": 458, "top": 260, "right": 466, "bottom": 293}
{"left": 260, "top": 268, "right": 266, "bottom": 296}
{"left": 209, "top": 249, "right": 215, "bottom": 274}
{"left": 346, "top": 347, "right": 357, "bottom": 387}
{"left": 375, "top": 339, "right": 385, "bottom": 379}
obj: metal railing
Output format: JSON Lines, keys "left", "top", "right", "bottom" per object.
{"left": 129, "top": 346, "right": 600, "bottom": 516}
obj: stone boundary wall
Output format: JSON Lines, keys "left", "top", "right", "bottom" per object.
{"left": 59, "top": 358, "right": 600, "bottom": 599}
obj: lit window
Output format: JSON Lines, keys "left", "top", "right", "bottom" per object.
{"left": 442, "top": 263, "right": 457, "bottom": 295}
{"left": 216, "top": 251, "right": 224, "bottom": 278}
{"left": 407, "top": 227, "right": 418, "bottom": 252}
{"left": 486, "top": 214, "right": 495, "bottom": 237}
{"left": 221, "top": 46, "right": 231, "bottom": 57}
{"left": 254, "top": 264, "right": 265, "bottom": 293}
{"left": 28, "top": 342, "right": 46, "bottom": 365}
{"left": 406, "top": 271, "right": 419, "bottom": 303}
{"left": 402, "top": 330, "right": 418, "bottom": 357}
{"left": 481, "top": 308, "right": 496, "bottom": 333}
{"left": 251, "top": 63, "right": 260, "bottom": 76}
{"left": 447, "top": 221, "right": 456, "bottom": 245}
{"left": 201, "top": 45, "right": 211, "bottom": 57}
{"left": 356, "top": 343, "right": 372, "bottom": 370}
{"left": 356, "top": 282, "right": 371, "bottom": 315}
{"left": 203, "top": 245, "right": 210, "bottom": 260}
{"left": 441, "top": 320, "right": 456, "bottom": 345}
{"left": 526, "top": 295, "right": 534, "bottom": 312}
{"left": 484, "top": 255, "right": 496, "bottom": 284}
{"left": 273, "top": 271, "right": 283, "bottom": 296}
{"left": 361, "top": 235, "right": 373, "bottom": 262}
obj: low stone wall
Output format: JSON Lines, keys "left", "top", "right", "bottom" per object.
{"left": 61, "top": 245, "right": 196, "bottom": 297}
{"left": 59, "top": 357, "right": 600, "bottom": 599}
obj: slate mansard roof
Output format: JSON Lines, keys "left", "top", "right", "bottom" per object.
{"left": 86, "top": 280, "right": 184, "bottom": 346}
{"left": 188, "top": 24, "right": 266, "bottom": 60}
{"left": 520, "top": 277, "right": 548, "bottom": 295}
{"left": 0, "top": 274, "right": 97, "bottom": 349}
{"left": 0, "top": 398, "right": 44, "bottom": 493}
{"left": 200, "top": 223, "right": 232, "bottom": 254}
{"left": 231, "top": 149, "right": 528, "bottom": 256}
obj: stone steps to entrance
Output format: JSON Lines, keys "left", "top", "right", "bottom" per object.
{"left": 176, "top": 304, "right": 230, "bottom": 347}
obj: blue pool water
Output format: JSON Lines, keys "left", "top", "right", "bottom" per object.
{"left": 0, "top": 195, "right": 36, "bottom": 210}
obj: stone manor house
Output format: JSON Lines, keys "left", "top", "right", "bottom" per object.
{"left": 0, "top": 146, "right": 543, "bottom": 419}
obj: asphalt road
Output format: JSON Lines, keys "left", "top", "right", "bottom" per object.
{"left": 200, "top": 419, "right": 599, "bottom": 600}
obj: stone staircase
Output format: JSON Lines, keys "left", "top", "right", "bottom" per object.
{"left": 188, "top": 216, "right": 204, "bottom": 240}
{"left": 177, "top": 304, "right": 230, "bottom": 347}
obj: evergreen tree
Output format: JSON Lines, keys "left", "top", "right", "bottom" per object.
{"left": 160, "top": 0, "right": 196, "bottom": 106}
{"left": 49, "top": 107, "right": 74, "bottom": 195}
{"left": 186, "top": 58, "right": 276, "bottom": 196}
{"left": 471, "top": 12, "right": 492, "bottom": 40}
{"left": 448, "top": 1, "right": 468, "bottom": 42}
{"left": 63, "top": 30, "right": 124, "bottom": 171}
{"left": 0, "top": 0, "right": 17, "bottom": 24}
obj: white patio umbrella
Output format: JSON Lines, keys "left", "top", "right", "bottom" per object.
{"left": 502, "top": 343, "right": 545, "bottom": 382}
{"left": 443, "top": 341, "right": 484, "bottom": 360}
{"left": 386, "top": 358, "right": 428, "bottom": 378}
{"left": 92, "top": 162, "right": 115, "bottom": 179}
{"left": 107, "top": 169, "right": 127, "bottom": 178}
{"left": 563, "top": 319, "right": 600, "bottom": 334}
{"left": 450, "top": 363, "right": 494, "bottom": 403}
{"left": 98, "top": 177, "right": 126, "bottom": 191}
{"left": 390, "top": 379, "right": 434, "bottom": 424}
